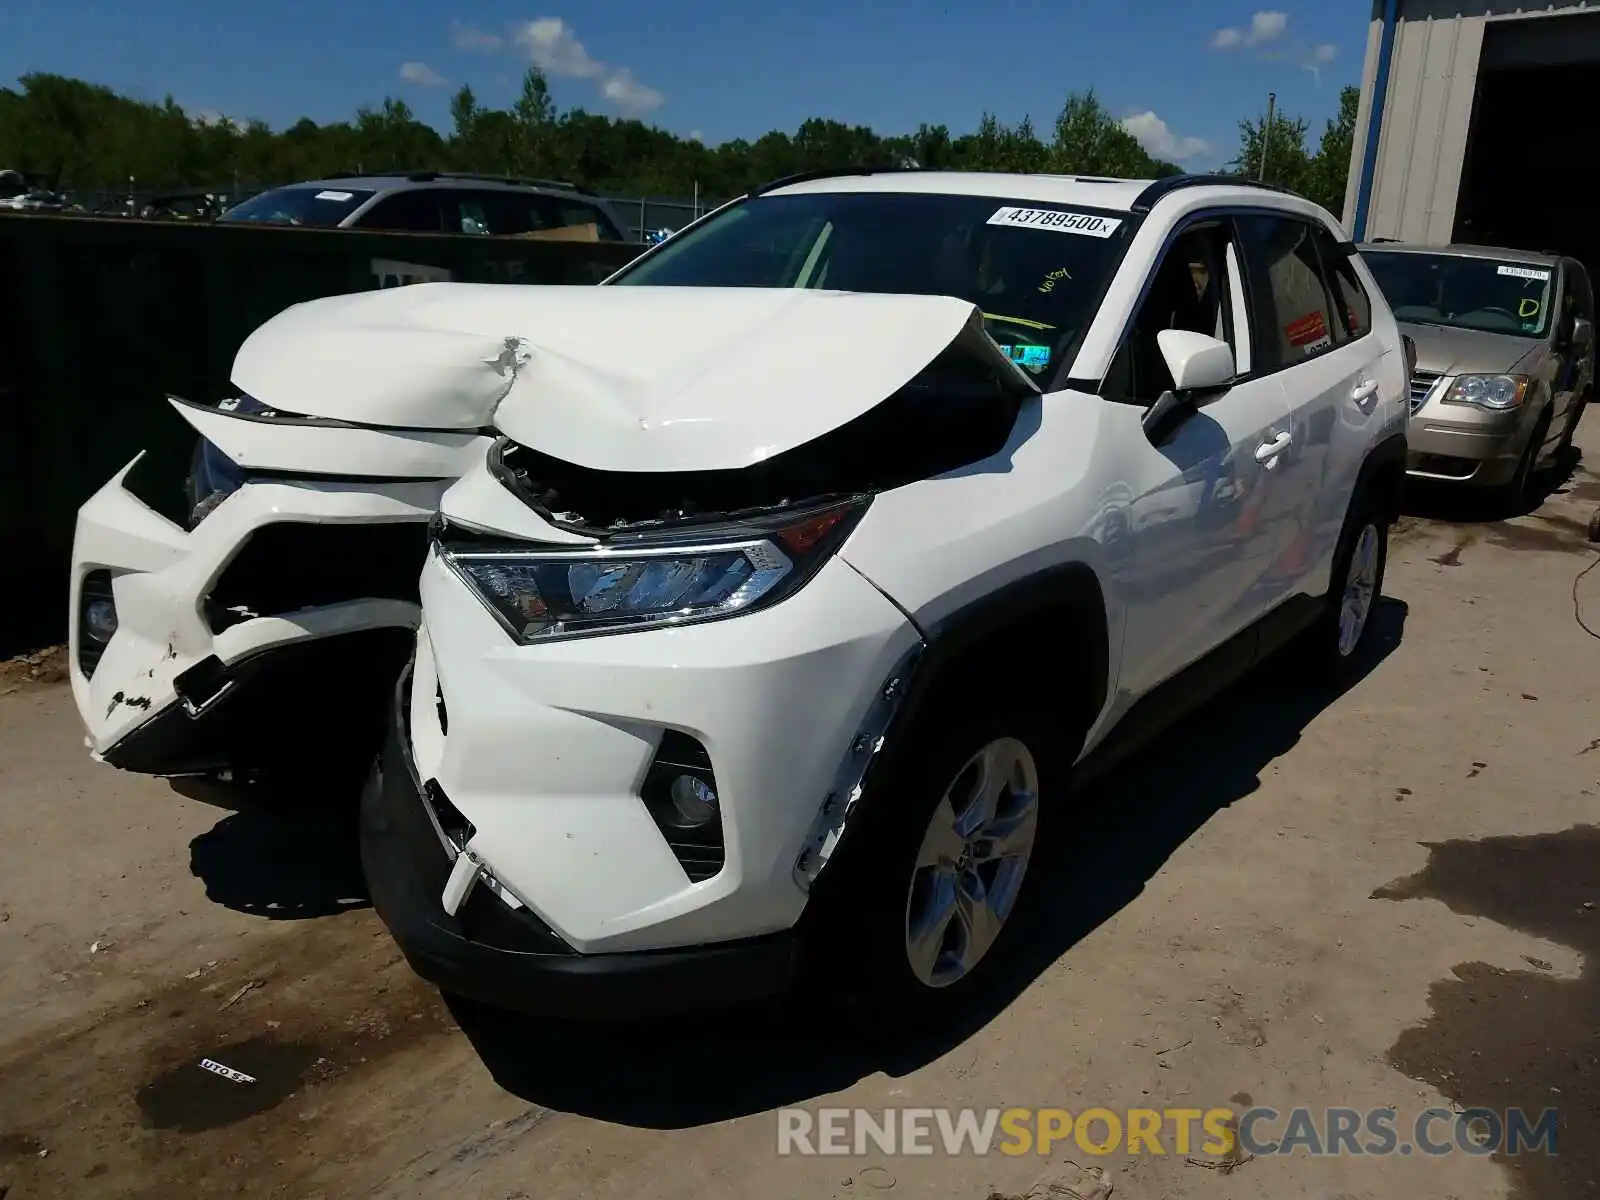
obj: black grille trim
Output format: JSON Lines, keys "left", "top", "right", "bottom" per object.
{"left": 207, "top": 520, "right": 430, "bottom": 632}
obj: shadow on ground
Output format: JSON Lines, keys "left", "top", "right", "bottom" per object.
{"left": 1403, "top": 446, "right": 1590, "bottom": 526}
{"left": 447, "top": 597, "right": 1408, "bottom": 1128}
{"left": 183, "top": 779, "right": 370, "bottom": 920}
{"left": 1374, "top": 825, "right": 1600, "bottom": 1200}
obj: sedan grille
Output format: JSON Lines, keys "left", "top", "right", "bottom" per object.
{"left": 1409, "top": 370, "right": 1442, "bottom": 414}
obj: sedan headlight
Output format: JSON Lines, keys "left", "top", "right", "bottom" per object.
{"left": 440, "top": 498, "right": 868, "bottom": 643}
{"left": 1442, "top": 374, "right": 1530, "bottom": 411}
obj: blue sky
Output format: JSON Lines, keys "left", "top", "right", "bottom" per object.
{"left": 0, "top": 0, "right": 1367, "bottom": 170}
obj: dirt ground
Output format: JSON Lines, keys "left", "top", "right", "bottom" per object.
{"left": 3, "top": 426, "right": 1599, "bottom": 1200}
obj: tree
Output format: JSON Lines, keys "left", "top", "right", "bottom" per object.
{"left": 0, "top": 69, "right": 1351, "bottom": 209}
{"left": 1229, "top": 87, "right": 1360, "bottom": 216}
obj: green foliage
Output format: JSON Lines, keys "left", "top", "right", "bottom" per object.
{"left": 0, "top": 70, "right": 1352, "bottom": 207}
{"left": 1228, "top": 85, "right": 1360, "bottom": 217}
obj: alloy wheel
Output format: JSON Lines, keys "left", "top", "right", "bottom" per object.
{"left": 903, "top": 737, "right": 1040, "bottom": 989}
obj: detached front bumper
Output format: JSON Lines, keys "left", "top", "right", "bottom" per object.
{"left": 69, "top": 454, "right": 446, "bottom": 774}
{"left": 361, "top": 684, "right": 800, "bottom": 1019}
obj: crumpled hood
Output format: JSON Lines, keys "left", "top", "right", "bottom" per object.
{"left": 1401, "top": 321, "right": 1544, "bottom": 378}
{"left": 231, "top": 283, "right": 1020, "bottom": 466}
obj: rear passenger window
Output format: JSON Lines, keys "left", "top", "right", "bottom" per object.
{"left": 1234, "top": 214, "right": 1339, "bottom": 371}
{"left": 1311, "top": 226, "right": 1372, "bottom": 342}
{"left": 359, "top": 190, "right": 443, "bottom": 233}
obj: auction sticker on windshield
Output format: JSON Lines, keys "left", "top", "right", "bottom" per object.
{"left": 1498, "top": 264, "right": 1551, "bottom": 282}
{"left": 988, "top": 207, "right": 1123, "bottom": 238}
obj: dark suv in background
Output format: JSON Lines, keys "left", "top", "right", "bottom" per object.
{"left": 218, "top": 171, "right": 632, "bottom": 242}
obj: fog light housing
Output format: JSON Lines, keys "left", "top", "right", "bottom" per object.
{"left": 85, "top": 598, "right": 118, "bottom": 643}
{"left": 77, "top": 570, "right": 117, "bottom": 679}
{"left": 641, "top": 731, "right": 725, "bottom": 882}
{"left": 667, "top": 773, "right": 719, "bottom": 828}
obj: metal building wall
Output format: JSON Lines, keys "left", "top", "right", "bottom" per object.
{"left": 1345, "top": 0, "right": 1600, "bottom": 243}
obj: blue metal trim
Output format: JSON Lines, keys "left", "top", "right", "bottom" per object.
{"left": 1353, "top": 0, "right": 1400, "bottom": 241}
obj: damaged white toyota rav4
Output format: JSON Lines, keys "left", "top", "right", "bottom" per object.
{"left": 354, "top": 170, "right": 1409, "bottom": 1023}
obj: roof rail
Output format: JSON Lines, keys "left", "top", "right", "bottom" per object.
{"left": 751, "top": 164, "right": 920, "bottom": 196}
{"left": 1129, "top": 173, "right": 1295, "bottom": 213}
{"left": 403, "top": 170, "right": 591, "bottom": 194}
{"left": 316, "top": 169, "right": 592, "bottom": 194}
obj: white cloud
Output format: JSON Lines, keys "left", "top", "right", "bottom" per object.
{"left": 1211, "top": 10, "right": 1289, "bottom": 50}
{"left": 1120, "top": 111, "right": 1213, "bottom": 162}
{"left": 508, "top": 17, "right": 664, "bottom": 113}
{"left": 513, "top": 17, "right": 605, "bottom": 78}
{"left": 1303, "top": 42, "right": 1339, "bottom": 83}
{"left": 601, "top": 68, "right": 664, "bottom": 114}
{"left": 452, "top": 20, "right": 503, "bottom": 52}
{"left": 399, "top": 61, "right": 448, "bottom": 87}
{"left": 688, "top": 129, "right": 704, "bottom": 143}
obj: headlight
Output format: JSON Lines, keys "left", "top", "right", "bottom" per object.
{"left": 440, "top": 498, "right": 868, "bottom": 643}
{"left": 1442, "top": 374, "right": 1530, "bottom": 411}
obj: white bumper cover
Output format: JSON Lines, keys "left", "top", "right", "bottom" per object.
{"left": 409, "top": 547, "right": 922, "bottom": 953}
{"left": 70, "top": 455, "right": 446, "bottom": 759}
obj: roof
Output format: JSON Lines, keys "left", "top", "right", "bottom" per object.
{"left": 763, "top": 170, "right": 1316, "bottom": 217}
{"left": 765, "top": 171, "right": 1157, "bottom": 211}
{"left": 1357, "top": 241, "right": 1563, "bottom": 267}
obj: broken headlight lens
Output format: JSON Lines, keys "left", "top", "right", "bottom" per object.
{"left": 440, "top": 499, "right": 866, "bottom": 643}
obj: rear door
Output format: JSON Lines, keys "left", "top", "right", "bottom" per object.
{"left": 1232, "top": 211, "right": 1389, "bottom": 603}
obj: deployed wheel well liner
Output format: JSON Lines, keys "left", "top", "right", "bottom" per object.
{"left": 803, "top": 561, "right": 1109, "bottom": 907}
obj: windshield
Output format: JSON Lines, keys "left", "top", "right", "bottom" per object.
{"left": 608, "top": 191, "right": 1136, "bottom": 382}
{"left": 218, "top": 186, "right": 376, "bottom": 228}
{"left": 1363, "top": 250, "right": 1555, "bottom": 338}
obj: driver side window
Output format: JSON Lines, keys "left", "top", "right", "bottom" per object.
{"left": 1103, "top": 222, "right": 1238, "bottom": 406}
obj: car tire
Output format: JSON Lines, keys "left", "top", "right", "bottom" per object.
{"left": 1303, "top": 491, "right": 1388, "bottom": 683}
{"left": 1497, "top": 409, "right": 1552, "bottom": 515}
{"left": 1557, "top": 389, "right": 1589, "bottom": 457}
{"left": 812, "top": 695, "right": 1064, "bottom": 1033}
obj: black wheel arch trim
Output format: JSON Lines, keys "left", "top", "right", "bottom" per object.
{"left": 802, "top": 560, "right": 1110, "bottom": 911}
{"left": 1356, "top": 430, "right": 1408, "bottom": 525}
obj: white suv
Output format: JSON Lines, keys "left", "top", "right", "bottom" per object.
{"left": 355, "top": 170, "right": 1409, "bottom": 1023}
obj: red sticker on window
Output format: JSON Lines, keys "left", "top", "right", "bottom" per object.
{"left": 1285, "top": 311, "right": 1329, "bottom": 347}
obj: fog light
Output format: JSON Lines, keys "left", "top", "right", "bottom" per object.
{"left": 668, "top": 774, "right": 718, "bottom": 828}
{"left": 84, "top": 597, "right": 118, "bottom": 643}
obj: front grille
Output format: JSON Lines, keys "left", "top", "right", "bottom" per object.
{"left": 1410, "top": 370, "right": 1442, "bottom": 414}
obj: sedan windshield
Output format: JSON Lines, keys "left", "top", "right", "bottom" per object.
{"left": 1363, "top": 250, "right": 1554, "bottom": 338}
{"left": 218, "top": 186, "right": 375, "bottom": 228}
{"left": 608, "top": 191, "right": 1137, "bottom": 382}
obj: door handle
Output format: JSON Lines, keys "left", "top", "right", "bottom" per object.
{"left": 1350, "top": 379, "right": 1380, "bottom": 403}
{"left": 1255, "top": 431, "right": 1292, "bottom": 463}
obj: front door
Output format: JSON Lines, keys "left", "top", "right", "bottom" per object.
{"left": 1104, "top": 219, "right": 1297, "bottom": 699}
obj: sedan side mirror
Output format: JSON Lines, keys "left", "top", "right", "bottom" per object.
{"left": 1573, "top": 317, "right": 1594, "bottom": 350}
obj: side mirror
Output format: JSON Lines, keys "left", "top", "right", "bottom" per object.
{"left": 1402, "top": 334, "right": 1418, "bottom": 379}
{"left": 1156, "top": 329, "right": 1235, "bottom": 392}
{"left": 1573, "top": 317, "right": 1594, "bottom": 350}
{"left": 1143, "top": 332, "right": 1235, "bottom": 446}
